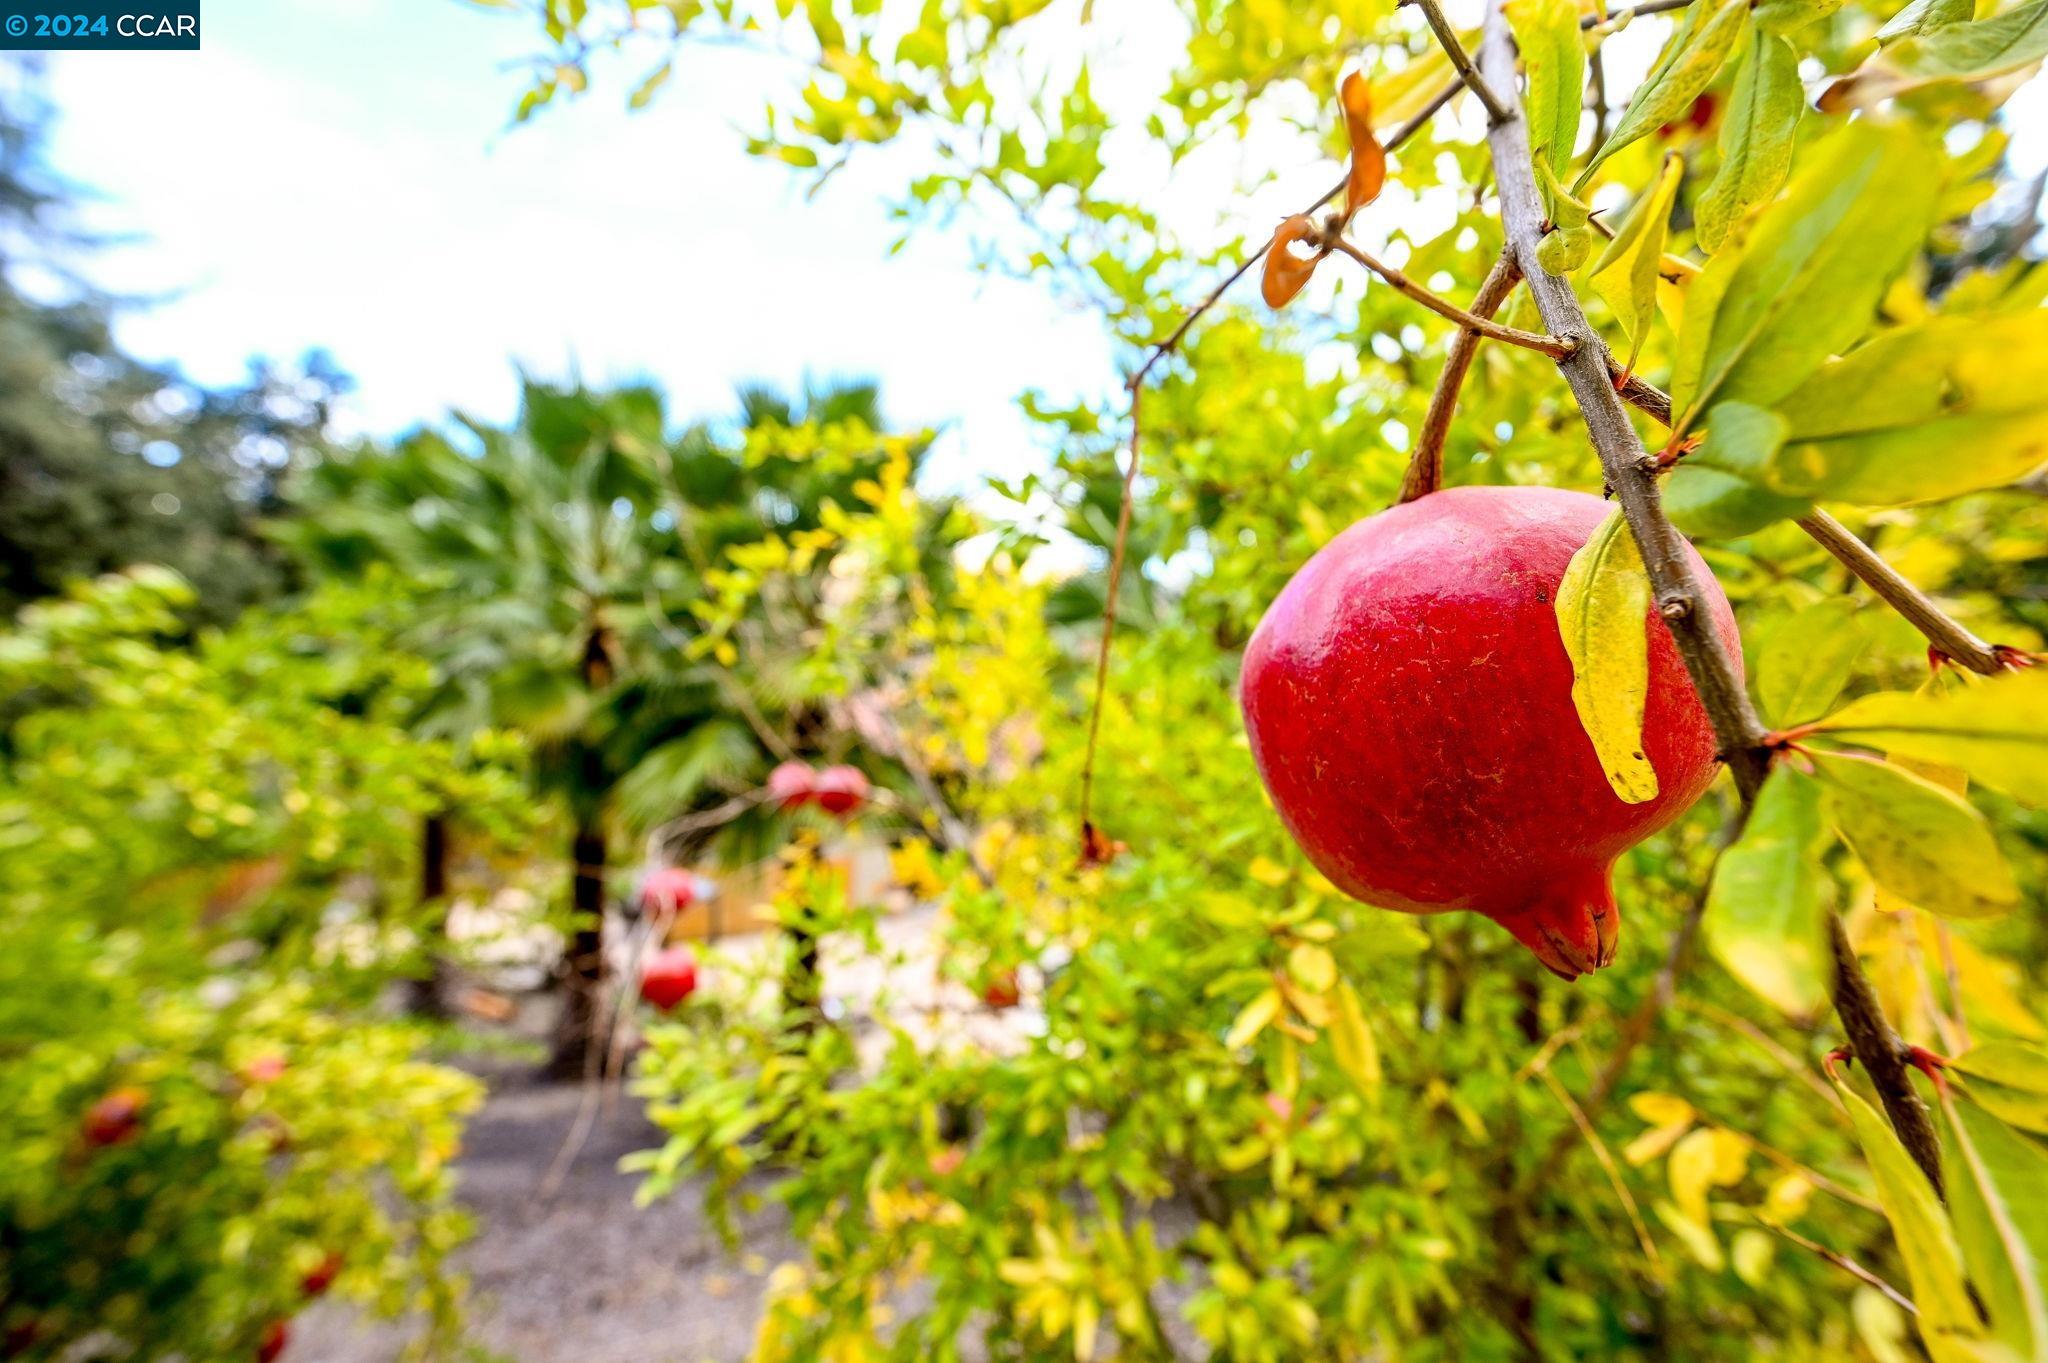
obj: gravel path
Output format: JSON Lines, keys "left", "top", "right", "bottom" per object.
{"left": 291, "top": 1064, "right": 797, "bottom": 1363}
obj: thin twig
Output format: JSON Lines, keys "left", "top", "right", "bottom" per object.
{"left": 1406, "top": 0, "right": 1516, "bottom": 125}
{"left": 1402, "top": 250, "right": 1524, "bottom": 502}
{"left": 1742, "top": 1213, "right": 1919, "bottom": 1315}
{"left": 1535, "top": 1067, "right": 1665, "bottom": 1273}
{"left": 1678, "top": 997, "right": 1843, "bottom": 1114}
{"left": 1079, "top": 71, "right": 1467, "bottom": 836}
{"left": 1795, "top": 510, "right": 2006, "bottom": 676}
{"left": 1481, "top": 0, "right": 1946, "bottom": 1191}
{"left": 1329, "top": 238, "right": 1571, "bottom": 356}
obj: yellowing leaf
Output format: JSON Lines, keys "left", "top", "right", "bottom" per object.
{"left": 1835, "top": 1079, "right": 1988, "bottom": 1351}
{"left": 1732, "top": 1228, "right": 1776, "bottom": 1285}
{"left": 1555, "top": 511, "right": 1659, "bottom": 803}
{"left": 1654, "top": 1199, "right": 1726, "bottom": 1269}
{"left": 1812, "top": 752, "right": 2020, "bottom": 919}
{"left": 1953, "top": 1043, "right": 2048, "bottom": 1135}
{"left": 1591, "top": 154, "right": 1685, "bottom": 376}
{"left": 1808, "top": 669, "right": 2048, "bottom": 808}
{"left": 1328, "top": 979, "right": 1384, "bottom": 1102}
{"left": 1226, "top": 987, "right": 1283, "bottom": 1049}
{"left": 1855, "top": 1285, "right": 1916, "bottom": 1363}
{"left": 1937, "top": 1086, "right": 2048, "bottom": 1361}
{"left": 1288, "top": 942, "right": 1338, "bottom": 994}
{"left": 1630, "top": 1091, "right": 1697, "bottom": 1126}
{"left": 1705, "top": 766, "right": 1832, "bottom": 1018}
{"left": 1697, "top": 29, "right": 1803, "bottom": 252}
{"left": 1508, "top": 0, "right": 1585, "bottom": 175}
{"left": 1698, "top": 311, "right": 2048, "bottom": 507}
{"left": 1671, "top": 1127, "right": 1721, "bottom": 1225}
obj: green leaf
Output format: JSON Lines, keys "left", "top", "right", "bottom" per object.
{"left": 1755, "top": 0, "right": 1847, "bottom": 34}
{"left": 1938, "top": 1087, "right": 2048, "bottom": 1360}
{"left": 1953, "top": 1043, "right": 2048, "bottom": 1136}
{"left": 1755, "top": 599, "right": 1866, "bottom": 727}
{"left": 1705, "top": 766, "right": 1831, "bottom": 1018}
{"left": 1555, "top": 510, "right": 1659, "bottom": 803}
{"left": 1811, "top": 751, "right": 2020, "bottom": 919}
{"left": 1834, "top": 1080, "right": 1988, "bottom": 1353}
{"left": 1663, "top": 463, "right": 1812, "bottom": 538}
{"left": 1696, "top": 312, "right": 2048, "bottom": 506}
{"left": 1877, "top": 0, "right": 1976, "bottom": 43}
{"left": 1670, "top": 121, "right": 1942, "bottom": 437}
{"left": 1580, "top": 0, "right": 1749, "bottom": 188}
{"left": 1696, "top": 30, "right": 1804, "bottom": 251}
{"left": 1508, "top": 0, "right": 1586, "bottom": 176}
{"left": 1807, "top": 669, "right": 2048, "bottom": 807}
{"left": 628, "top": 61, "right": 673, "bottom": 110}
{"left": 1885, "top": 0, "right": 2048, "bottom": 83}
{"left": 1591, "top": 154, "right": 1685, "bottom": 375}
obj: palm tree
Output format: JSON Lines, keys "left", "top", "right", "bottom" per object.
{"left": 281, "top": 377, "right": 944, "bottom": 1076}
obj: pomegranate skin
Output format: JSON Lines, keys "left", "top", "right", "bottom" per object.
{"left": 639, "top": 946, "right": 699, "bottom": 1011}
{"left": 1239, "top": 486, "right": 1738, "bottom": 979}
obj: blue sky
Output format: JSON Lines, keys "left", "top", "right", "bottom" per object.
{"left": 40, "top": 0, "right": 1114, "bottom": 491}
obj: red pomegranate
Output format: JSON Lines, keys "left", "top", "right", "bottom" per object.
{"left": 241, "top": 1054, "right": 288, "bottom": 1086}
{"left": 812, "top": 765, "right": 870, "bottom": 817}
{"left": 980, "top": 968, "right": 1022, "bottom": 1010}
{"left": 256, "top": 1320, "right": 289, "bottom": 1363}
{"left": 767, "top": 760, "right": 817, "bottom": 810}
{"left": 638, "top": 946, "right": 699, "bottom": 1011}
{"left": 639, "top": 866, "right": 697, "bottom": 914}
{"left": 82, "top": 1087, "right": 147, "bottom": 1148}
{"left": 1239, "top": 487, "right": 1734, "bottom": 980}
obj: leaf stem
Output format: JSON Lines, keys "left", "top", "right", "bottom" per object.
{"left": 1794, "top": 510, "right": 2006, "bottom": 677}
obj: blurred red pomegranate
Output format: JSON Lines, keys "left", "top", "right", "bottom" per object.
{"left": 639, "top": 866, "right": 697, "bottom": 914}
{"left": 256, "top": 1320, "right": 289, "bottom": 1363}
{"left": 82, "top": 1087, "right": 147, "bottom": 1148}
{"left": 300, "top": 1252, "right": 343, "bottom": 1298}
{"left": 639, "top": 946, "right": 699, "bottom": 1011}
{"left": 1239, "top": 486, "right": 1734, "bottom": 980}
{"left": 813, "top": 765, "right": 870, "bottom": 817}
{"left": 981, "top": 968, "right": 1022, "bottom": 1010}
{"left": 767, "top": 761, "right": 817, "bottom": 809}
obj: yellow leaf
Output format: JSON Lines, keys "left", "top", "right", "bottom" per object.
{"left": 1591, "top": 154, "right": 1685, "bottom": 377}
{"left": 1654, "top": 1199, "right": 1725, "bottom": 1269}
{"left": 1288, "top": 942, "right": 1338, "bottom": 994}
{"left": 1624, "top": 1120, "right": 1693, "bottom": 1166}
{"left": 1248, "top": 856, "right": 1290, "bottom": 887}
{"left": 1732, "top": 1228, "right": 1776, "bottom": 1285}
{"left": 1670, "top": 1127, "right": 1720, "bottom": 1225}
{"left": 1226, "top": 988, "right": 1282, "bottom": 1049}
{"left": 1328, "top": 979, "right": 1383, "bottom": 1101}
{"left": 1629, "top": 1091, "right": 1696, "bottom": 1126}
{"left": 1813, "top": 751, "right": 2021, "bottom": 919}
{"left": 1556, "top": 511, "right": 1659, "bottom": 803}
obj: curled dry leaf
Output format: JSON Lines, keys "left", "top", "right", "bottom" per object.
{"left": 1262, "top": 215, "right": 1324, "bottom": 309}
{"left": 1339, "top": 71, "right": 1387, "bottom": 219}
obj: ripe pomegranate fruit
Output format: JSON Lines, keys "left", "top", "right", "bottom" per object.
{"left": 241, "top": 1054, "right": 288, "bottom": 1086}
{"left": 812, "top": 765, "right": 870, "bottom": 817}
{"left": 639, "top": 946, "right": 699, "bottom": 1011}
{"left": 1239, "top": 486, "right": 1735, "bottom": 980}
{"left": 767, "top": 760, "right": 817, "bottom": 810}
{"left": 256, "top": 1319, "right": 289, "bottom": 1363}
{"left": 639, "top": 866, "right": 697, "bottom": 914}
{"left": 82, "top": 1087, "right": 147, "bottom": 1148}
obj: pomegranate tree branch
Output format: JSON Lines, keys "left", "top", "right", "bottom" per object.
{"left": 1405, "top": 0, "right": 1516, "bottom": 125}
{"left": 1477, "top": 0, "right": 1771, "bottom": 799}
{"left": 1794, "top": 509, "right": 2006, "bottom": 676}
{"left": 1830, "top": 912, "right": 1946, "bottom": 1196}
{"left": 1401, "top": 249, "right": 1524, "bottom": 503}
{"left": 1329, "top": 239, "right": 1571, "bottom": 357}
{"left": 1608, "top": 376, "right": 2010, "bottom": 678}
{"left": 1479, "top": 0, "right": 1947, "bottom": 1192}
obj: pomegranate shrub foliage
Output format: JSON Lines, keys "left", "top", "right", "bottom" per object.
{"left": 0, "top": 571, "right": 531, "bottom": 1360}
